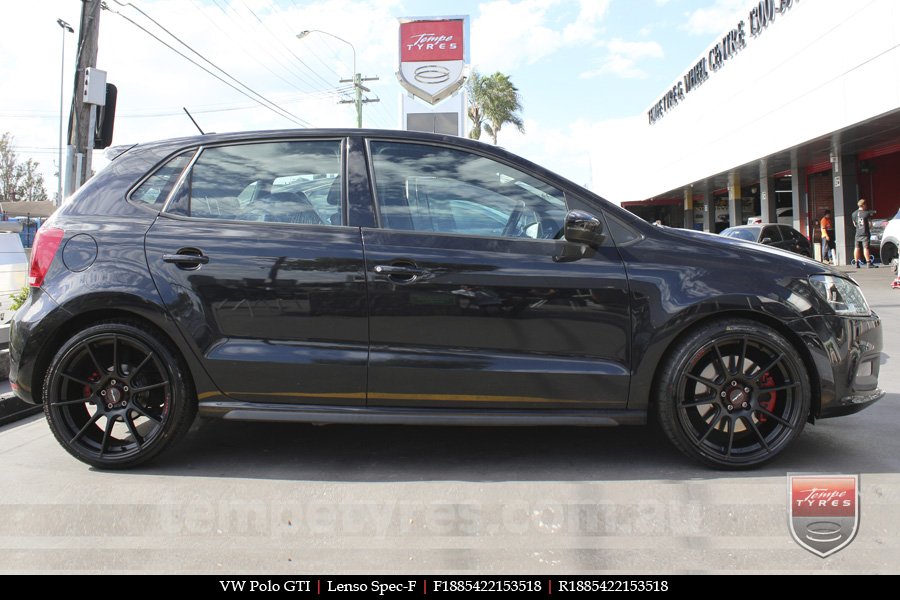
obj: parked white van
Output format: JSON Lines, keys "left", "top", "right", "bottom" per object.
{"left": 0, "top": 232, "right": 27, "bottom": 324}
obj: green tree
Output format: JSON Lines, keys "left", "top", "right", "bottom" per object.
{"left": 0, "top": 132, "right": 48, "bottom": 202}
{"left": 466, "top": 71, "right": 524, "bottom": 145}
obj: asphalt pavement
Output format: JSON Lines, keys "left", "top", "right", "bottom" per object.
{"left": 1, "top": 266, "right": 899, "bottom": 573}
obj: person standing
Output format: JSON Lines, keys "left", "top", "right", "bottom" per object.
{"left": 820, "top": 209, "right": 835, "bottom": 264}
{"left": 852, "top": 199, "right": 878, "bottom": 268}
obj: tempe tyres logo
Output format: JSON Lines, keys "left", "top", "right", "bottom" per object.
{"left": 788, "top": 474, "right": 859, "bottom": 557}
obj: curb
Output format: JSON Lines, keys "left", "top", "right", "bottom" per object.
{"left": 0, "top": 391, "right": 40, "bottom": 427}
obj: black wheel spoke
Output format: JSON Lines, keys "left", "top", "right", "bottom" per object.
{"left": 761, "top": 382, "right": 799, "bottom": 393}
{"left": 51, "top": 397, "right": 94, "bottom": 407}
{"left": 112, "top": 334, "right": 119, "bottom": 377}
{"left": 712, "top": 344, "right": 729, "bottom": 378}
{"left": 752, "top": 353, "right": 784, "bottom": 381}
{"left": 83, "top": 341, "right": 106, "bottom": 375}
{"left": 131, "top": 381, "right": 169, "bottom": 394}
{"left": 737, "top": 337, "right": 748, "bottom": 376}
{"left": 725, "top": 419, "right": 736, "bottom": 457}
{"left": 685, "top": 372, "right": 718, "bottom": 389}
{"left": 682, "top": 394, "right": 717, "bottom": 408}
{"left": 745, "top": 416, "right": 771, "bottom": 451}
{"left": 696, "top": 411, "right": 722, "bottom": 444}
{"left": 125, "top": 413, "right": 144, "bottom": 448}
{"left": 755, "top": 407, "right": 795, "bottom": 429}
{"left": 69, "top": 412, "right": 102, "bottom": 444}
{"left": 61, "top": 372, "right": 93, "bottom": 387}
{"left": 131, "top": 404, "right": 162, "bottom": 423}
{"left": 99, "top": 415, "right": 117, "bottom": 458}
{"left": 130, "top": 352, "right": 155, "bottom": 379}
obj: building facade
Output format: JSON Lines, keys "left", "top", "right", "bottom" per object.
{"left": 593, "top": 0, "right": 900, "bottom": 265}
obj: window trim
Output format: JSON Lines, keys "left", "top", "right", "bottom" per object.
{"left": 126, "top": 147, "right": 199, "bottom": 213}
{"left": 159, "top": 137, "right": 348, "bottom": 228}
{"left": 363, "top": 137, "right": 569, "bottom": 242}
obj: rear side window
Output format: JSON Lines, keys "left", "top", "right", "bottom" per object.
{"left": 172, "top": 140, "right": 343, "bottom": 226}
{"left": 130, "top": 152, "right": 193, "bottom": 208}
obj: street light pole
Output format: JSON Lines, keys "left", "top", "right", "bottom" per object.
{"left": 297, "top": 29, "right": 368, "bottom": 128}
{"left": 56, "top": 18, "right": 74, "bottom": 205}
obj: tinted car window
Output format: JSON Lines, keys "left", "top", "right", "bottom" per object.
{"left": 130, "top": 152, "right": 194, "bottom": 208}
{"left": 176, "top": 140, "right": 343, "bottom": 225}
{"left": 369, "top": 141, "right": 567, "bottom": 239}
{"left": 722, "top": 227, "right": 759, "bottom": 242}
{"left": 761, "top": 225, "right": 782, "bottom": 242}
{"left": 780, "top": 225, "right": 803, "bottom": 241}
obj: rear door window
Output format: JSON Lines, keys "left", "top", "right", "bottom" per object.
{"left": 166, "top": 140, "right": 344, "bottom": 226}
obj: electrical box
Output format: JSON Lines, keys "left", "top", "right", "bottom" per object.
{"left": 83, "top": 67, "right": 107, "bottom": 106}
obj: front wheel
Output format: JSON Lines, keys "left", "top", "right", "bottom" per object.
{"left": 655, "top": 319, "right": 810, "bottom": 469}
{"left": 43, "top": 321, "right": 195, "bottom": 469}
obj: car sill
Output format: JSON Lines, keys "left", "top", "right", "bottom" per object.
{"left": 198, "top": 401, "right": 646, "bottom": 427}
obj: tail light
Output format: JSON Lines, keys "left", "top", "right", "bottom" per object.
{"left": 29, "top": 227, "right": 65, "bottom": 288}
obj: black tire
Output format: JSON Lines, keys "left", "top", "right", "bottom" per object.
{"left": 655, "top": 319, "right": 810, "bottom": 469}
{"left": 43, "top": 321, "right": 196, "bottom": 469}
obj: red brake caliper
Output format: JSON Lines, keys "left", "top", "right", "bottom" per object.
{"left": 758, "top": 371, "right": 776, "bottom": 422}
{"left": 82, "top": 372, "right": 101, "bottom": 398}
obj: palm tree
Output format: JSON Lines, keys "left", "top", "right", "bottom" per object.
{"left": 466, "top": 71, "right": 524, "bottom": 145}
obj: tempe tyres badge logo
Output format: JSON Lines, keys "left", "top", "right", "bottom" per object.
{"left": 788, "top": 474, "right": 859, "bottom": 557}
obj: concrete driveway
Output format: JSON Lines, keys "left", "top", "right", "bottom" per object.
{"left": 1, "top": 266, "right": 898, "bottom": 574}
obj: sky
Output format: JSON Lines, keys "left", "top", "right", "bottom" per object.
{"left": 0, "top": 0, "right": 751, "bottom": 199}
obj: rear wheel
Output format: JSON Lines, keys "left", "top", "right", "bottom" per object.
{"left": 656, "top": 319, "right": 809, "bottom": 469}
{"left": 43, "top": 321, "right": 195, "bottom": 469}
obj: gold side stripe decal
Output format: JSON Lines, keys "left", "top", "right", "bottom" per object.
{"left": 202, "top": 390, "right": 595, "bottom": 405}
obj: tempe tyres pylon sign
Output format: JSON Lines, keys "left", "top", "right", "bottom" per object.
{"left": 397, "top": 17, "right": 468, "bottom": 105}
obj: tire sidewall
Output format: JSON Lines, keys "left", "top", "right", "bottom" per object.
{"left": 656, "top": 320, "right": 810, "bottom": 469}
{"left": 43, "top": 321, "right": 194, "bottom": 469}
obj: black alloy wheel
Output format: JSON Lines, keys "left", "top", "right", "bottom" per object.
{"left": 43, "top": 322, "right": 195, "bottom": 469}
{"left": 656, "top": 319, "right": 810, "bottom": 468}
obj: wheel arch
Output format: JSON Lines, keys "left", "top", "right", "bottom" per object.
{"left": 29, "top": 303, "right": 208, "bottom": 411}
{"left": 880, "top": 240, "right": 897, "bottom": 265}
{"left": 648, "top": 309, "right": 820, "bottom": 422}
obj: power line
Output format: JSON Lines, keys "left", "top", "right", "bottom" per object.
{"left": 236, "top": 0, "right": 338, "bottom": 91}
{"left": 190, "top": 0, "right": 322, "bottom": 97}
{"left": 104, "top": 0, "right": 311, "bottom": 127}
{"left": 209, "top": 0, "right": 334, "bottom": 94}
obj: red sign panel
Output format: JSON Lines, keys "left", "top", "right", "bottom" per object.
{"left": 400, "top": 20, "right": 464, "bottom": 62}
{"left": 788, "top": 474, "right": 859, "bottom": 557}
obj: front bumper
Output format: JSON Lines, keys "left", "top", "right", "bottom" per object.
{"left": 798, "top": 312, "right": 884, "bottom": 419}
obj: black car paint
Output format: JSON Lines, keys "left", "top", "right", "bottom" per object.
{"left": 10, "top": 129, "right": 882, "bottom": 430}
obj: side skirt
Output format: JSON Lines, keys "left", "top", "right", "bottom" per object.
{"left": 199, "top": 401, "right": 646, "bottom": 427}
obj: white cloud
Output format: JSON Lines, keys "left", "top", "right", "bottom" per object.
{"left": 682, "top": 0, "right": 747, "bottom": 36}
{"left": 472, "top": 0, "right": 610, "bottom": 71}
{"left": 580, "top": 38, "right": 664, "bottom": 80}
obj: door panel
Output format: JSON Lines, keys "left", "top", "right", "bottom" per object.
{"left": 363, "top": 231, "right": 630, "bottom": 410}
{"left": 144, "top": 139, "right": 367, "bottom": 405}
{"left": 146, "top": 219, "right": 368, "bottom": 405}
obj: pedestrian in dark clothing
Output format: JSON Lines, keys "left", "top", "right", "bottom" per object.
{"left": 852, "top": 199, "right": 878, "bottom": 268}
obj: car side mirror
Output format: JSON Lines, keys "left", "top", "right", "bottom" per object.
{"left": 761, "top": 237, "right": 773, "bottom": 244}
{"left": 563, "top": 210, "right": 605, "bottom": 248}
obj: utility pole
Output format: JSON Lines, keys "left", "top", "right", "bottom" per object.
{"left": 296, "top": 30, "right": 380, "bottom": 128}
{"left": 340, "top": 74, "right": 380, "bottom": 128}
{"left": 65, "top": 0, "right": 101, "bottom": 196}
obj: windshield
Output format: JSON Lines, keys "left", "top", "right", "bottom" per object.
{"left": 721, "top": 227, "right": 760, "bottom": 242}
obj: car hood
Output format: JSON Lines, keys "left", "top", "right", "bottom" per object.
{"left": 664, "top": 227, "right": 833, "bottom": 274}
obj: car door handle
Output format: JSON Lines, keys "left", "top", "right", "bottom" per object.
{"left": 373, "top": 264, "right": 426, "bottom": 276}
{"left": 162, "top": 251, "right": 209, "bottom": 267}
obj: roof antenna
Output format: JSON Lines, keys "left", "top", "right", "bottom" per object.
{"left": 183, "top": 107, "right": 205, "bottom": 135}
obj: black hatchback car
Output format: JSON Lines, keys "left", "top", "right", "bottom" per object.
{"left": 10, "top": 129, "right": 883, "bottom": 469}
{"left": 721, "top": 224, "right": 813, "bottom": 257}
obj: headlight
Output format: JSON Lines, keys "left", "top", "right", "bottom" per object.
{"left": 809, "top": 275, "right": 870, "bottom": 316}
